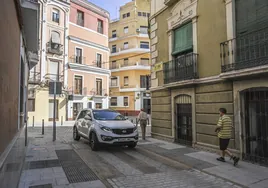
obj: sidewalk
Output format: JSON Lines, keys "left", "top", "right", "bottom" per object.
{"left": 138, "top": 138, "right": 268, "bottom": 188}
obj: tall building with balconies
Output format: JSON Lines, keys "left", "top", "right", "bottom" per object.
{"left": 150, "top": 0, "right": 268, "bottom": 165}
{"left": 28, "top": 0, "right": 70, "bottom": 124}
{"left": 109, "top": 0, "right": 151, "bottom": 116}
{"left": 66, "top": 0, "right": 110, "bottom": 120}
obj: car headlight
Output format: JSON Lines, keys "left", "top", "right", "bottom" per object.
{"left": 100, "top": 126, "right": 112, "bottom": 132}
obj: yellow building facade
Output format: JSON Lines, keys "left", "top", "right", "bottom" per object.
{"left": 109, "top": 0, "right": 151, "bottom": 116}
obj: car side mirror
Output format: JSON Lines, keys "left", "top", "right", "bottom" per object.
{"left": 125, "top": 117, "right": 128, "bottom": 120}
{"left": 85, "top": 115, "right": 92, "bottom": 121}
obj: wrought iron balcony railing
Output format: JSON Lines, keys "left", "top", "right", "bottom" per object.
{"left": 220, "top": 27, "right": 268, "bottom": 73}
{"left": 69, "top": 55, "right": 85, "bottom": 64}
{"left": 44, "top": 74, "right": 64, "bottom": 82}
{"left": 77, "top": 19, "right": 84, "bottom": 27}
{"left": 68, "top": 87, "right": 108, "bottom": 97}
{"left": 69, "top": 56, "right": 108, "bottom": 69}
{"left": 110, "top": 61, "right": 150, "bottom": 69}
{"left": 46, "top": 42, "right": 63, "bottom": 55}
{"left": 163, "top": 53, "right": 198, "bottom": 84}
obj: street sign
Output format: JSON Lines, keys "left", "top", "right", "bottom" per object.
{"left": 49, "top": 82, "right": 62, "bottom": 94}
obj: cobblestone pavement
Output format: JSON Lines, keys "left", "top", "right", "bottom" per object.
{"left": 19, "top": 126, "right": 247, "bottom": 188}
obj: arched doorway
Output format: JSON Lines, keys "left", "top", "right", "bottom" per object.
{"left": 175, "top": 95, "right": 192, "bottom": 146}
{"left": 241, "top": 88, "right": 268, "bottom": 165}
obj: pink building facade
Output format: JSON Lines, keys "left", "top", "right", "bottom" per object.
{"left": 67, "top": 0, "right": 110, "bottom": 120}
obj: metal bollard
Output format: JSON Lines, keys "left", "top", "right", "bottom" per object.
{"left": 42, "top": 119, "right": 44, "bottom": 135}
{"left": 32, "top": 116, "right": 34, "bottom": 127}
{"left": 61, "top": 116, "right": 63, "bottom": 126}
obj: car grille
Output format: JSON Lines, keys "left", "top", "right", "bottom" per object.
{"left": 112, "top": 128, "right": 134, "bottom": 135}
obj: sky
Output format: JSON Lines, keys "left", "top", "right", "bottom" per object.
{"left": 88, "top": 0, "right": 131, "bottom": 19}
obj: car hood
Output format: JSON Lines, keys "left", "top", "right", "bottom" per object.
{"left": 95, "top": 120, "right": 135, "bottom": 129}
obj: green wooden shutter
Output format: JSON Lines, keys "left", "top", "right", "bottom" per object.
{"left": 172, "top": 22, "right": 193, "bottom": 55}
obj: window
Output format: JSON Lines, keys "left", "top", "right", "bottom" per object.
{"left": 138, "top": 12, "right": 142, "bottom": 16}
{"left": 96, "top": 53, "right": 102, "bottom": 68}
{"left": 27, "top": 99, "right": 35, "bottom": 112}
{"left": 78, "top": 110, "right": 87, "bottom": 120}
{"left": 111, "top": 77, "right": 118, "bottom": 87}
{"left": 140, "top": 26, "right": 148, "bottom": 34}
{"left": 96, "top": 78, "right": 102, "bottom": 95}
{"left": 124, "top": 76, "right": 129, "bottom": 86}
{"left": 112, "top": 61, "right": 116, "bottom": 69}
{"left": 74, "top": 75, "right": 83, "bottom": 95}
{"left": 143, "top": 12, "right": 146, "bottom": 17}
{"left": 112, "top": 30, "right": 117, "bottom": 38}
{"left": 173, "top": 22, "right": 193, "bottom": 55}
{"left": 48, "top": 61, "right": 59, "bottom": 81}
{"left": 140, "top": 41, "right": 149, "bottom": 49}
{"left": 77, "top": 10, "right": 84, "bottom": 26}
{"left": 52, "top": 9, "right": 60, "bottom": 23}
{"left": 147, "top": 13, "right": 150, "bottom": 17}
{"left": 123, "top": 58, "right": 128, "bottom": 66}
{"left": 124, "top": 27, "right": 129, "bottom": 34}
{"left": 140, "top": 75, "right": 147, "bottom": 88}
{"left": 123, "top": 42, "right": 129, "bottom": 49}
{"left": 124, "top": 97, "right": 128, "bottom": 106}
{"left": 97, "top": 19, "right": 103, "bottom": 34}
{"left": 95, "top": 103, "right": 102, "bottom": 109}
{"left": 122, "top": 12, "right": 130, "bottom": 19}
{"left": 110, "top": 97, "right": 117, "bottom": 106}
{"left": 140, "top": 58, "right": 149, "bottom": 65}
{"left": 112, "top": 45, "right": 116, "bottom": 53}
{"left": 75, "top": 48, "right": 82, "bottom": 64}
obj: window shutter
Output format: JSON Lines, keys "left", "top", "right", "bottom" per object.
{"left": 173, "top": 22, "right": 193, "bottom": 55}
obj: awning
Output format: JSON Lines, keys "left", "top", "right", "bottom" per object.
{"left": 51, "top": 31, "right": 61, "bottom": 44}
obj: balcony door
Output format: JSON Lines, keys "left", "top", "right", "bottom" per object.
{"left": 75, "top": 48, "right": 82, "bottom": 64}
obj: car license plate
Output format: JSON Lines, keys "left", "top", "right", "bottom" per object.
{"left": 118, "top": 138, "right": 130, "bottom": 141}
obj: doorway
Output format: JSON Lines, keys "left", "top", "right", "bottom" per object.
{"left": 49, "top": 99, "right": 59, "bottom": 121}
{"left": 176, "top": 102, "right": 192, "bottom": 146}
{"left": 243, "top": 88, "right": 268, "bottom": 165}
{"left": 143, "top": 98, "right": 151, "bottom": 114}
{"left": 73, "top": 103, "right": 83, "bottom": 120}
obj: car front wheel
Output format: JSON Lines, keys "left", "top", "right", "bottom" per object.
{"left": 128, "top": 142, "right": 137, "bottom": 148}
{"left": 90, "top": 132, "right": 99, "bottom": 151}
{"left": 73, "top": 127, "right": 80, "bottom": 141}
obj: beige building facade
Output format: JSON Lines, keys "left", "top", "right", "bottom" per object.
{"left": 150, "top": 0, "right": 268, "bottom": 165}
{"left": 109, "top": 0, "right": 151, "bottom": 116}
{"left": 28, "top": 0, "right": 70, "bottom": 124}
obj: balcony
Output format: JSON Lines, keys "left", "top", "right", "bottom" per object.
{"left": 68, "top": 87, "right": 108, "bottom": 97}
{"left": 164, "top": 0, "right": 178, "bottom": 6}
{"left": 110, "top": 61, "right": 150, "bottom": 71}
{"left": 44, "top": 74, "right": 64, "bottom": 82}
{"left": 220, "top": 28, "right": 268, "bottom": 74}
{"left": 69, "top": 56, "right": 107, "bottom": 69}
{"left": 110, "top": 44, "right": 150, "bottom": 56}
{"left": 29, "top": 71, "right": 41, "bottom": 84}
{"left": 163, "top": 53, "right": 198, "bottom": 84}
{"left": 97, "top": 27, "right": 103, "bottom": 34}
{"left": 47, "top": 42, "right": 63, "bottom": 55}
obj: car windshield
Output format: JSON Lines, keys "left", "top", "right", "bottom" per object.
{"left": 92, "top": 110, "right": 126, "bottom": 121}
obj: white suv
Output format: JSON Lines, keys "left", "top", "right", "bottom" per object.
{"left": 73, "top": 109, "right": 139, "bottom": 151}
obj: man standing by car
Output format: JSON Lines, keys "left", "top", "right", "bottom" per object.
{"left": 215, "top": 108, "right": 239, "bottom": 166}
{"left": 138, "top": 108, "right": 148, "bottom": 140}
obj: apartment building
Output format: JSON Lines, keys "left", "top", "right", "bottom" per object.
{"left": 0, "top": 0, "right": 39, "bottom": 186}
{"left": 109, "top": 0, "right": 151, "bottom": 116}
{"left": 150, "top": 0, "right": 268, "bottom": 166}
{"left": 28, "top": 0, "right": 70, "bottom": 124}
{"left": 67, "top": 0, "right": 110, "bottom": 120}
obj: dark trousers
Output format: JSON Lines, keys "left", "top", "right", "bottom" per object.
{"left": 140, "top": 120, "right": 147, "bottom": 140}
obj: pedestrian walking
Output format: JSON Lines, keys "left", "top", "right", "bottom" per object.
{"left": 138, "top": 108, "right": 148, "bottom": 140}
{"left": 215, "top": 108, "right": 240, "bottom": 166}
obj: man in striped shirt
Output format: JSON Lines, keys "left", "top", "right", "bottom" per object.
{"left": 215, "top": 108, "right": 239, "bottom": 166}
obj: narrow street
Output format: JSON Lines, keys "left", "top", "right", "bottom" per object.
{"left": 17, "top": 126, "right": 251, "bottom": 188}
